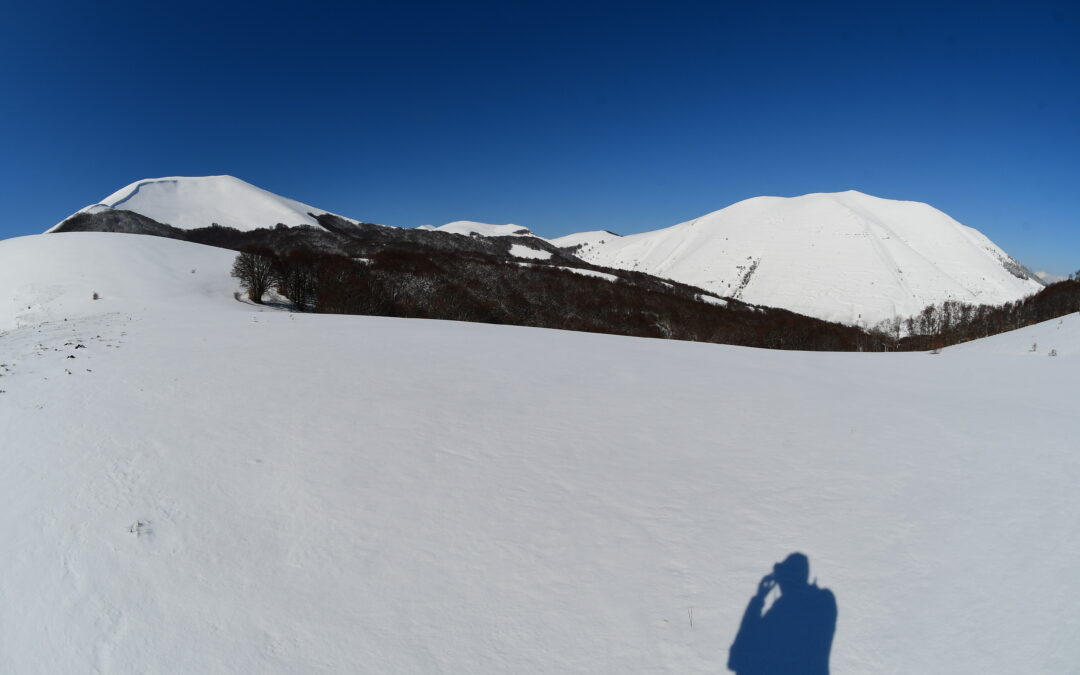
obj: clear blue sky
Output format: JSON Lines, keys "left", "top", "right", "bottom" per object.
{"left": 1, "top": 0, "right": 1077, "bottom": 276}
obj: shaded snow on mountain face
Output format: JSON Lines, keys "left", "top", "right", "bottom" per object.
{"left": 48, "top": 175, "right": 355, "bottom": 233}
{"left": 552, "top": 191, "right": 1042, "bottom": 326}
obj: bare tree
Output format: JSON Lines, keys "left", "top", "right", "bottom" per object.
{"left": 231, "top": 251, "right": 275, "bottom": 303}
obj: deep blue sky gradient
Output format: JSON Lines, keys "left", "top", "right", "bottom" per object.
{"left": 1, "top": 0, "right": 1077, "bottom": 275}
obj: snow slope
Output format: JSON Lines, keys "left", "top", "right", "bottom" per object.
{"left": 549, "top": 229, "right": 621, "bottom": 250}
{"left": 945, "top": 312, "right": 1080, "bottom": 357}
{"left": 0, "top": 232, "right": 236, "bottom": 331}
{"left": 550, "top": 191, "right": 1042, "bottom": 326}
{"left": 48, "top": 175, "right": 354, "bottom": 232}
{"left": 1, "top": 232, "right": 1077, "bottom": 673}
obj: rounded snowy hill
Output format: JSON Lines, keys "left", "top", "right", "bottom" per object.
{"left": 49, "top": 175, "right": 351, "bottom": 233}
{"left": 554, "top": 191, "right": 1042, "bottom": 326}
{"left": 419, "top": 220, "right": 536, "bottom": 237}
{"left": 0, "top": 232, "right": 236, "bottom": 331}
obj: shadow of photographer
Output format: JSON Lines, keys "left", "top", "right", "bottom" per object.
{"left": 728, "top": 553, "right": 837, "bottom": 675}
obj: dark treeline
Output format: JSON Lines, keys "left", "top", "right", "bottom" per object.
{"left": 872, "top": 276, "right": 1080, "bottom": 350}
{"left": 234, "top": 248, "right": 1080, "bottom": 354}
{"left": 55, "top": 209, "right": 578, "bottom": 263}
{"left": 232, "top": 247, "right": 892, "bottom": 352}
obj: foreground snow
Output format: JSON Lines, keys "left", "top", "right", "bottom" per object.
{"left": 1, "top": 233, "right": 1076, "bottom": 673}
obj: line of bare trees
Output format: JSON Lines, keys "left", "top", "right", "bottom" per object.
{"left": 871, "top": 276, "right": 1080, "bottom": 350}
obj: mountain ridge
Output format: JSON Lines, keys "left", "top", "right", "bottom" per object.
{"left": 48, "top": 176, "right": 1042, "bottom": 324}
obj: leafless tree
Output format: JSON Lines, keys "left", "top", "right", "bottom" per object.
{"left": 231, "top": 251, "right": 275, "bottom": 303}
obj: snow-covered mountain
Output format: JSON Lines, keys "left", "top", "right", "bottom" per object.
{"left": 1, "top": 231, "right": 1076, "bottom": 672}
{"left": 550, "top": 191, "right": 1043, "bottom": 325}
{"left": 48, "top": 175, "right": 355, "bottom": 233}
{"left": 48, "top": 178, "right": 1042, "bottom": 325}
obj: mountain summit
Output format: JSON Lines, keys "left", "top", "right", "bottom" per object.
{"left": 551, "top": 190, "right": 1042, "bottom": 325}
{"left": 49, "top": 175, "right": 349, "bottom": 233}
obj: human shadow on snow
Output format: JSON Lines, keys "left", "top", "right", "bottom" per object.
{"left": 728, "top": 552, "right": 837, "bottom": 675}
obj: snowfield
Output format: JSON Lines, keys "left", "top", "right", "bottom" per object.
{"left": 1, "top": 233, "right": 1077, "bottom": 673}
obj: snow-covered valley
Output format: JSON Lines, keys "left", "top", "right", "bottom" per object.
{"left": 1, "top": 233, "right": 1077, "bottom": 673}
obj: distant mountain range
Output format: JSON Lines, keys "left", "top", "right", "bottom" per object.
{"left": 50, "top": 175, "right": 1042, "bottom": 325}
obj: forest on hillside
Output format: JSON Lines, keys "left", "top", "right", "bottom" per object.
{"left": 235, "top": 247, "right": 1080, "bottom": 354}
{"left": 231, "top": 247, "right": 892, "bottom": 352}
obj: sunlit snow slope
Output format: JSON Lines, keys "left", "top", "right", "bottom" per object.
{"left": 945, "top": 312, "right": 1080, "bottom": 357}
{"left": 552, "top": 191, "right": 1042, "bottom": 325}
{"left": 1, "top": 233, "right": 1076, "bottom": 674}
{"left": 48, "top": 175, "right": 351, "bottom": 232}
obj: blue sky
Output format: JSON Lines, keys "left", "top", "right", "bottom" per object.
{"left": 1, "top": 0, "right": 1077, "bottom": 276}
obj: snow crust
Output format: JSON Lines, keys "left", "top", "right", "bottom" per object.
{"left": 549, "top": 191, "right": 1042, "bottom": 326}
{"left": 48, "top": 175, "right": 353, "bottom": 232}
{"left": 1, "top": 232, "right": 1076, "bottom": 673}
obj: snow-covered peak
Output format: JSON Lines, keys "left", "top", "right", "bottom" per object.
{"left": 422, "top": 221, "right": 536, "bottom": 238}
{"left": 48, "top": 175, "right": 352, "bottom": 233}
{"left": 557, "top": 191, "right": 1042, "bottom": 325}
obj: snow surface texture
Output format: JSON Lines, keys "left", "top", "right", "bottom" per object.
{"left": 550, "top": 191, "right": 1043, "bottom": 326}
{"left": 48, "top": 175, "right": 355, "bottom": 232}
{"left": 1, "top": 232, "right": 1077, "bottom": 673}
